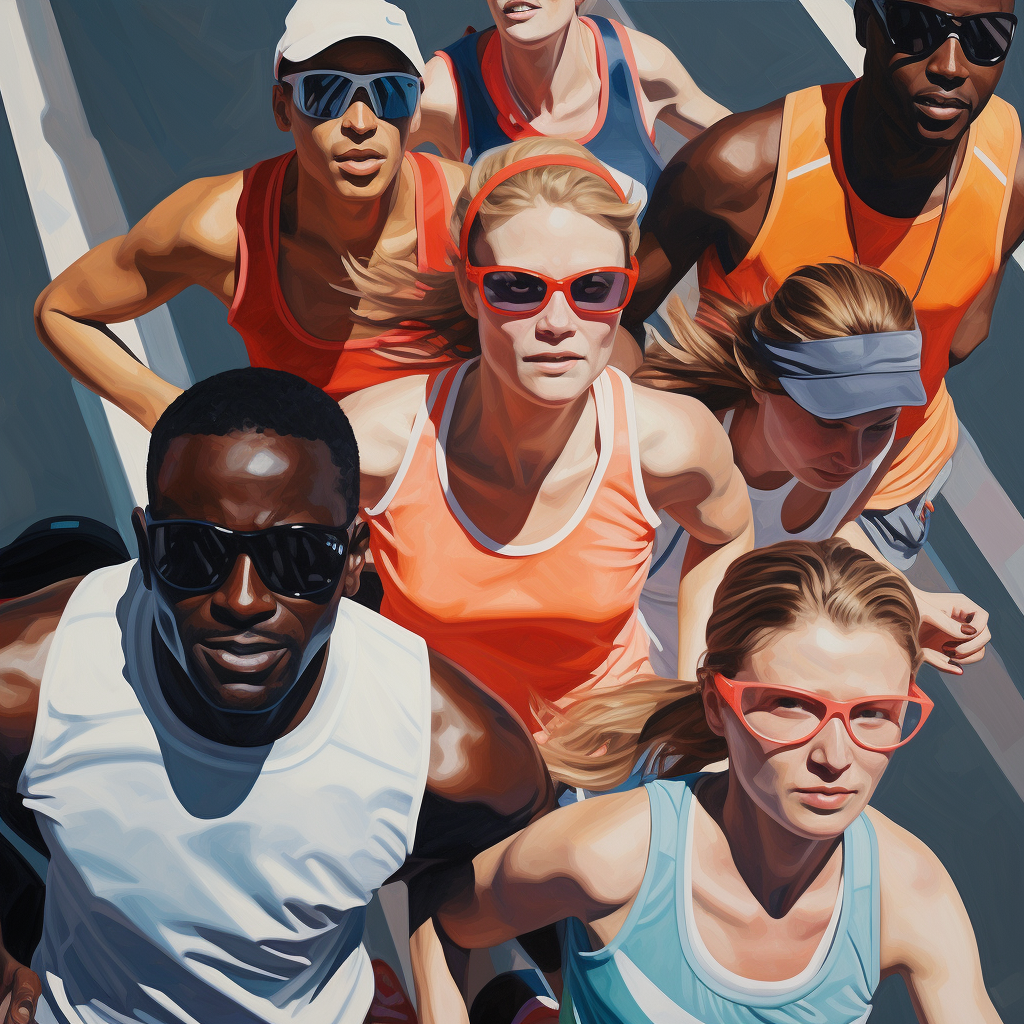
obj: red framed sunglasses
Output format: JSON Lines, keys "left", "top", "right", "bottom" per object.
{"left": 464, "top": 261, "right": 639, "bottom": 318}
{"left": 710, "top": 672, "right": 934, "bottom": 753}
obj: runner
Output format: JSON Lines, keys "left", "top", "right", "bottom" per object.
{"left": 635, "top": 261, "right": 990, "bottom": 680}
{"left": 438, "top": 539, "right": 1006, "bottom": 1023}
{"left": 33, "top": 0, "right": 470, "bottom": 427}
{"left": 0, "top": 367, "right": 552, "bottom": 1024}
{"left": 624, "top": 0, "right": 1023, "bottom": 566}
{"left": 415, "top": 0, "right": 729, "bottom": 212}
{"left": 342, "top": 138, "right": 753, "bottom": 742}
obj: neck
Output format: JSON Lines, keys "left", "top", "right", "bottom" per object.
{"left": 844, "top": 77, "right": 964, "bottom": 215}
{"left": 499, "top": 14, "right": 596, "bottom": 119}
{"left": 728, "top": 399, "right": 793, "bottom": 489}
{"left": 702, "top": 772, "right": 841, "bottom": 918}
{"left": 452, "top": 360, "right": 593, "bottom": 490}
{"left": 153, "top": 627, "right": 327, "bottom": 748}
{"left": 290, "top": 156, "right": 404, "bottom": 259}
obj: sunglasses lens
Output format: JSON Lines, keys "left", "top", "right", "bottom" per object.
{"left": 739, "top": 687, "right": 827, "bottom": 744}
{"left": 568, "top": 271, "right": 632, "bottom": 312}
{"left": 295, "top": 73, "right": 355, "bottom": 120}
{"left": 850, "top": 697, "right": 922, "bottom": 748}
{"left": 369, "top": 75, "right": 421, "bottom": 119}
{"left": 960, "top": 13, "right": 1016, "bottom": 63}
{"left": 250, "top": 527, "right": 346, "bottom": 598}
{"left": 150, "top": 523, "right": 232, "bottom": 592}
{"left": 481, "top": 270, "right": 549, "bottom": 312}
{"left": 885, "top": 2, "right": 942, "bottom": 54}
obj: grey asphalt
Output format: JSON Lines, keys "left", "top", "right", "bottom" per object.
{"left": 0, "top": 1, "right": 1021, "bottom": 1019}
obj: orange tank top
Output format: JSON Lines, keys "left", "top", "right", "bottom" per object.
{"left": 227, "top": 150, "right": 461, "bottom": 399}
{"left": 365, "top": 360, "right": 661, "bottom": 728}
{"left": 698, "top": 81, "right": 1019, "bottom": 508}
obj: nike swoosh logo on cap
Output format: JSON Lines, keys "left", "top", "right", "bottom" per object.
{"left": 386, "top": 16, "right": 401, "bottom": 24}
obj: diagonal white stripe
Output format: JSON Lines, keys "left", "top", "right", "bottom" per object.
{"left": 613, "top": 951, "right": 711, "bottom": 1023}
{"left": 974, "top": 145, "right": 1009, "bottom": 186}
{"left": 788, "top": 155, "right": 833, "bottom": 179}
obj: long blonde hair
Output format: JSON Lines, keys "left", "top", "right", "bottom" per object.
{"left": 348, "top": 137, "right": 641, "bottom": 356}
{"left": 633, "top": 261, "right": 916, "bottom": 409}
{"left": 540, "top": 538, "right": 923, "bottom": 789}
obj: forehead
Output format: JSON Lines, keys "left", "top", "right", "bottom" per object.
{"left": 478, "top": 200, "right": 627, "bottom": 275}
{"left": 291, "top": 38, "right": 413, "bottom": 76}
{"left": 154, "top": 430, "right": 348, "bottom": 529}
{"left": 746, "top": 617, "right": 913, "bottom": 699}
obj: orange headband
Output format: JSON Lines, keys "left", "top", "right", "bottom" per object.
{"left": 458, "top": 154, "right": 630, "bottom": 263}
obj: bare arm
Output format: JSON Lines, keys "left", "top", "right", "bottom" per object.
{"left": 411, "top": 53, "right": 465, "bottom": 160}
{"left": 34, "top": 173, "right": 241, "bottom": 430}
{"left": 438, "top": 787, "right": 649, "bottom": 949}
{"left": 636, "top": 386, "right": 754, "bottom": 679}
{"left": 622, "top": 102, "right": 783, "bottom": 335}
{"left": 872, "top": 809, "right": 1004, "bottom": 1023}
{"left": 627, "top": 29, "right": 731, "bottom": 139}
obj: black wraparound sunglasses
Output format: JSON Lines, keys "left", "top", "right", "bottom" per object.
{"left": 145, "top": 512, "right": 350, "bottom": 600}
{"left": 870, "top": 0, "right": 1017, "bottom": 65}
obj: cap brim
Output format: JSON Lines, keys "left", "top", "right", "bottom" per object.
{"left": 779, "top": 371, "right": 928, "bottom": 420}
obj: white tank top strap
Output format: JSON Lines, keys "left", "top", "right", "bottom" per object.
{"left": 606, "top": 365, "right": 661, "bottom": 529}
{"left": 364, "top": 366, "right": 458, "bottom": 518}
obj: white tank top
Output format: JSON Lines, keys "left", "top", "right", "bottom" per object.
{"left": 640, "top": 410, "right": 894, "bottom": 677}
{"left": 20, "top": 561, "right": 433, "bottom": 1024}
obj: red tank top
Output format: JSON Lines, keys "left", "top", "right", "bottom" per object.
{"left": 365, "top": 360, "right": 660, "bottom": 728}
{"left": 227, "top": 150, "right": 462, "bottom": 398}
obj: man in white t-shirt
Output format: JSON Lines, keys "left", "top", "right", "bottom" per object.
{"left": 0, "top": 367, "right": 552, "bottom": 1024}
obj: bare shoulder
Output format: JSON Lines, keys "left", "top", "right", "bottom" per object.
{"left": 434, "top": 155, "right": 471, "bottom": 203}
{"left": 427, "top": 650, "right": 553, "bottom": 819}
{"left": 867, "top": 806, "right": 951, "bottom": 901}
{"left": 664, "top": 99, "right": 783, "bottom": 202}
{"left": 340, "top": 373, "right": 430, "bottom": 482}
{"left": 621, "top": 24, "right": 683, "bottom": 78}
{"left": 0, "top": 576, "right": 82, "bottom": 757}
{"left": 421, "top": 52, "right": 460, "bottom": 113}
{"left": 632, "top": 381, "right": 732, "bottom": 478}
{"left": 127, "top": 170, "right": 243, "bottom": 266}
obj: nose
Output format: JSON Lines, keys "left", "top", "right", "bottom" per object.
{"left": 341, "top": 94, "right": 378, "bottom": 136}
{"left": 925, "top": 36, "right": 968, "bottom": 89}
{"left": 807, "top": 717, "right": 854, "bottom": 780}
{"left": 535, "top": 288, "right": 575, "bottom": 341}
{"left": 832, "top": 428, "right": 865, "bottom": 473}
{"left": 210, "top": 554, "right": 276, "bottom": 627}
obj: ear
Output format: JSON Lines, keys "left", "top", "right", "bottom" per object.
{"left": 454, "top": 263, "right": 479, "bottom": 321}
{"left": 751, "top": 387, "right": 769, "bottom": 407}
{"left": 342, "top": 520, "right": 371, "bottom": 597}
{"left": 702, "top": 685, "right": 727, "bottom": 738}
{"left": 131, "top": 507, "right": 154, "bottom": 591}
{"left": 410, "top": 94, "right": 423, "bottom": 136}
{"left": 272, "top": 82, "right": 292, "bottom": 132}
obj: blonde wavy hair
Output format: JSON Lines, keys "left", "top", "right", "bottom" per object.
{"left": 347, "top": 137, "right": 641, "bottom": 357}
{"left": 633, "top": 261, "right": 916, "bottom": 409}
{"left": 540, "top": 538, "right": 924, "bottom": 789}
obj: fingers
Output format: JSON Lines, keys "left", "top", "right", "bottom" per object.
{"left": 922, "top": 648, "right": 964, "bottom": 675}
{"left": 947, "top": 625, "right": 992, "bottom": 660}
{"left": 5, "top": 967, "right": 40, "bottom": 1024}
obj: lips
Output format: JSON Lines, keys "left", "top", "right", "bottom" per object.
{"left": 795, "top": 787, "right": 857, "bottom": 811}
{"left": 198, "top": 638, "right": 289, "bottom": 676}
{"left": 914, "top": 93, "right": 969, "bottom": 124}
{"left": 501, "top": 0, "right": 540, "bottom": 21}
{"left": 334, "top": 149, "right": 387, "bottom": 176}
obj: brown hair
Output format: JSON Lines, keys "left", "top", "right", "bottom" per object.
{"left": 347, "top": 137, "right": 641, "bottom": 357}
{"left": 633, "top": 261, "right": 916, "bottom": 410}
{"left": 540, "top": 538, "right": 923, "bottom": 789}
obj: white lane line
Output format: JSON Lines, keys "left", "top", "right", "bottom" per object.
{"left": 0, "top": 0, "right": 191, "bottom": 534}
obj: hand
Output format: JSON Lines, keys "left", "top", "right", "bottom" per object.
{"left": 914, "top": 589, "right": 991, "bottom": 675}
{"left": 0, "top": 946, "right": 40, "bottom": 1024}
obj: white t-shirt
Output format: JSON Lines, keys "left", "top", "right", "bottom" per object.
{"left": 640, "top": 410, "right": 894, "bottom": 677}
{"left": 21, "top": 561, "right": 433, "bottom": 1024}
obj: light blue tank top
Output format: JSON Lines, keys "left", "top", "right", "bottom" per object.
{"left": 561, "top": 776, "right": 880, "bottom": 1024}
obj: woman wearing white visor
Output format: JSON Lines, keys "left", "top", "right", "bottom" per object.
{"left": 635, "top": 261, "right": 990, "bottom": 680}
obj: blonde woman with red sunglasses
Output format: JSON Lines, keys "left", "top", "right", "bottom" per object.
{"left": 437, "top": 539, "right": 1005, "bottom": 1024}
{"left": 342, "top": 137, "right": 752, "bottom": 740}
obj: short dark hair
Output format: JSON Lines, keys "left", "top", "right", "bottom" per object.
{"left": 148, "top": 368, "right": 359, "bottom": 524}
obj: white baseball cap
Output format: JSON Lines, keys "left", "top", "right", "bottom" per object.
{"left": 274, "top": 0, "right": 426, "bottom": 78}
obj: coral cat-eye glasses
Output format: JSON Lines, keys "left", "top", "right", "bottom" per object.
{"left": 710, "top": 672, "right": 934, "bottom": 753}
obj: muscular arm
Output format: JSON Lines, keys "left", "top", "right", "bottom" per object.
{"left": 872, "top": 809, "right": 1004, "bottom": 1023}
{"left": 627, "top": 29, "right": 730, "bottom": 140}
{"left": 411, "top": 54, "right": 465, "bottom": 160}
{"left": 33, "top": 173, "right": 241, "bottom": 430}
{"left": 636, "top": 386, "right": 754, "bottom": 679}
{"left": 623, "top": 102, "right": 783, "bottom": 335}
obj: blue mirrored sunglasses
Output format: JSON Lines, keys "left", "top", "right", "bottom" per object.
{"left": 279, "top": 70, "right": 422, "bottom": 122}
